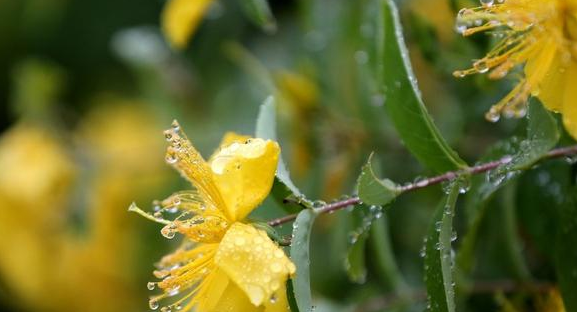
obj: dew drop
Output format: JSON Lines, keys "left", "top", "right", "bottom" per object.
{"left": 480, "top": 0, "right": 494, "bottom": 8}
{"left": 270, "top": 294, "right": 278, "bottom": 304}
{"left": 485, "top": 109, "right": 501, "bottom": 122}
{"left": 474, "top": 60, "right": 490, "bottom": 73}
{"left": 147, "top": 282, "right": 156, "bottom": 290}
{"left": 165, "top": 153, "right": 178, "bottom": 164}
{"left": 161, "top": 224, "right": 176, "bottom": 239}
{"left": 149, "top": 299, "right": 159, "bottom": 310}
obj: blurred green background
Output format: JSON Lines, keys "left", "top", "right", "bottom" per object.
{"left": 0, "top": 0, "right": 572, "bottom": 311}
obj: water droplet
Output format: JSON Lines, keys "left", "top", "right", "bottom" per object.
{"left": 435, "top": 221, "right": 443, "bottom": 232}
{"left": 480, "top": 0, "right": 494, "bottom": 8}
{"left": 270, "top": 294, "right": 278, "bottom": 304}
{"left": 354, "top": 50, "right": 369, "bottom": 64}
{"left": 161, "top": 224, "right": 176, "bottom": 239}
{"left": 147, "top": 282, "right": 156, "bottom": 290}
{"left": 485, "top": 108, "right": 501, "bottom": 122}
{"left": 149, "top": 299, "right": 159, "bottom": 310}
{"left": 312, "top": 200, "right": 326, "bottom": 209}
{"left": 165, "top": 152, "right": 178, "bottom": 164}
{"left": 474, "top": 60, "right": 490, "bottom": 73}
{"left": 164, "top": 130, "right": 174, "bottom": 142}
{"left": 171, "top": 120, "right": 180, "bottom": 132}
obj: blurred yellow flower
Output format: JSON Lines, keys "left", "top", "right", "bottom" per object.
{"left": 133, "top": 121, "right": 295, "bottom": 312}
{"left": 0, "top": 101, "right": 171, "bottom": 312}
{"left": 454, "top": 0, "right": 577, "bottom": 139}
{"left": 162, "top": 0, "right": 213, "bottom": 49}
{"left": 0, "top": 124, "right": 74, "bottom": 309}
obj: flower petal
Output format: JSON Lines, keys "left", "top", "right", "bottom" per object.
{"left": 215, "top": 223, "right": 295, "bottom": 307}
{"left": 209, "top": 278, "right": 262, "bottom": 312}
{"left": 562, "top": 64, "right": 577, "bottom": 140}
{"left": 194, "top": 269, "right": 230, "bottom": 312}
{"left": 524, "top": 42, "right": 562, "bottom": 112}
{"left": 263, "top": 286, "right": 290, "bottom": 312}
{"left": 161, "top": 0, "right": 213, "bottom": 49}
{"left": 210, "top": 138, "right": 279, "bottom": 221}
{"left": 209, "top": 132, "right": 251, "bottom": 161}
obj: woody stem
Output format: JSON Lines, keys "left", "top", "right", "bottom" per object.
{"left": 267, "top": 144, "right": 577, "bottom": 227}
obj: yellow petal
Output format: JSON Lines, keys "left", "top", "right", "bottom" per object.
{"left": 210, "top": 138, "right": 279, "bottom": 221}
{"left": 524, "top": 43, "right": 563, "bottom": 112}
{"left": 194, "top": 269, "right": 231, "bottom": 312}
{"left": 215, "top": 223, "right": 296, "bottom": 307}
{"left": 562, "top": 64, "right": 577, "bottom": 140}
{"left": 263, "top": 286, "right": 290, "bottom": 312}
{"left": 161, "top": 0, "right": 213, "bottom": 49}
{"left": 209, "top": 132, "right": 251, "bottom": 160}
{"left": 524, "top": 41, "right": 559, "bottom": 109}
{"left": 210, "top": 277, "right": 263, "bottom": 312}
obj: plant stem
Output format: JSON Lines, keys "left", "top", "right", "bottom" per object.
{"left": 267, "top": 144, "right": 577, "bottom": 227}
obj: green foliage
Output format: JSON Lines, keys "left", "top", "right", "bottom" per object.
{"left": 256, "top": 96, "right": 310, "bottom": 210}
{"left": 378, "top": 0, "right": 467, "bottom": 173}
{"left": 555, "top": 185, "right": 577, "bottom": 311}
{"left": 4, "top": 0, "right": 577, "bottom": 311}
{"left": 424, "top": 180, "right": 461, "bottom": 312}
{"left": 239, "top": 0, "right": 277, "bottom": 33}
{"left": 357, "top": 154, "right": 401, "bottom": 206}
{"left": 290, "top": 209, "right": 318, "bottom": 312}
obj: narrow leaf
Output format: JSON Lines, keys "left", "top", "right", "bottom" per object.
{"left": 357, "top": 154, "right": 401, "bottom": 206}
{"left": 290, "top": 209, "right": 318, "bottom": 312}
{"left": 344, "top": 204, "right": 385, "bottom": 284}
{"left": 508, "top": 100, "right": 559, "bottom": 170}
{"left": 424, "top": 180, "right": 461, "bottom": 312}
{"left": 286, "top": 279, "right": 300, "bottom": 312}
{"left": 555, "top": 186, "right": 577, "bottom": 311}
{"left": 239, "top": 0, "right": 277, "bottom": 33}
{"left": 370, "top": 216, "right": 408, "bottom": 292}
{"left": 458, "top": 102, "right": 558, "bottom": 273}
{"left": 458, "top": 140, "right": 520, "bottom": 274}
{"left": 379, "top": 0, "right": 466, "bottom": 173}
{"left": 255, "top": 96, "right": 308, "bottom": 203}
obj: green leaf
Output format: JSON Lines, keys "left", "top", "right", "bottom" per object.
{"left": 255, "top": 96, "right": 308, "bottom": 206}
{"left": 239, "top": 0, "right": 277, "bottom": 33}
{"left": 357, "top": 154, "right": 401, "bottom": 206}
{"left": 378, "top": 0, "right": 466, "bottom": 173}
{"left": 345, "top": 228, "right": 368, "bottom": 284}
{"left": 507, "top": 100, "right": 559, "bottom": 170}
{"left": 370, "top": 216, "right": 408, "bottom": 293}
{"left": 286, "top": 279, "right": 300, "bottom": 312}
{"left": 424, "top": 180, "right": 461, "bottom": 312}
{"left": 458, "top": 103, "right": 558, "bottom": 274}
{"left": 457, "top": 140, "right": 520, "bottom": 274}
{"left": 290, "top": 209, "right": 318, "bottom": 312}
{"left": 344, "top": 204, "right": 386, "bottom": 284}
{"left": 555, "top": 186, "right": 577, "bottom": 311}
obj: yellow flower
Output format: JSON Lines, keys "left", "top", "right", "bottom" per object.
{"left": 133, "top": 121, "right": 296, "bottom": 312}
{"left": 454, "top": 0, "right": 577, "bottom": 139}
{"left": 162, "top": 0, "right": 214, "bottom": 49}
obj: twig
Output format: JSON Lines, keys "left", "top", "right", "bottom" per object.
{"left": 354, "top": 280, "right": 555, "bottom": 312}
{"left": 267, "top": 144, "right": 577, "bottom": 227}
{"left": 267, "top": 197, "right": 361, "bottom": 227}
